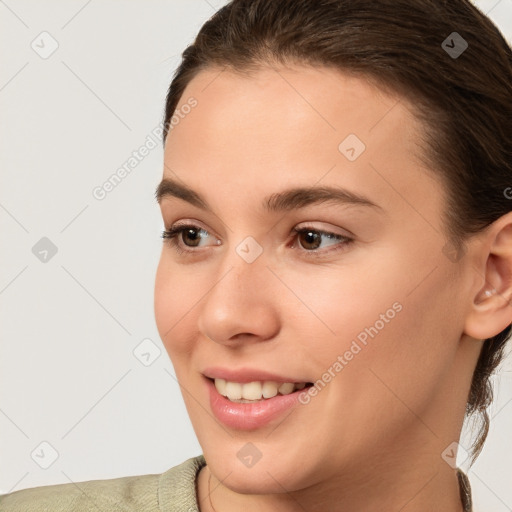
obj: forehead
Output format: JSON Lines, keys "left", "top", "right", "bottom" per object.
{"left": 166, "top": 64, "right": 422, "bottom": 167}
{"left": 162, "top": 65, "right": 444, "bottom": 226}
{"left": 172, "top": 64, "right": 417, "bottom": 127}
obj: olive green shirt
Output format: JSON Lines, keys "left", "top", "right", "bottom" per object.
{"left": 0, "top": 455, "right": 473, "bottom": 511}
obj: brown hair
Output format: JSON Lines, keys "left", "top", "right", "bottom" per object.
{"left": 162, "top": 0, "right": 512, "bottom": 464}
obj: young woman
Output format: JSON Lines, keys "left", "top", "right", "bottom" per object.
{"left": 2, "top": 0, "right": 511, "bottom": 510}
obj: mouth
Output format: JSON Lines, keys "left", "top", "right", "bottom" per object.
{"left": 208, "top": 377, "right": 314, "bottom": 403}
{"left": 205, "top": 376, "right": 315, "bottom": 430}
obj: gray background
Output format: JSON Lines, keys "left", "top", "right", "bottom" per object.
{"left": 0, "top": 1, "right": 511, "bottom": 511}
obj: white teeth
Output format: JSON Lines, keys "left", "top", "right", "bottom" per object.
{"left": 242, "top": 381, "right": 263, "bottom": 400}
{"left": 214, "top": 378, "right": 227, "bottom": 396}
{"left": 214, "top": 379, "right": 307, "bottom": 401}
{"left": 225, "top": 381, "right": 242, "bottom": 401}
{"left": 262, "top": 381, "right": 278, "bottom": 398}
{"left": 278, "top": 382, "right": 295, "bottom": 395}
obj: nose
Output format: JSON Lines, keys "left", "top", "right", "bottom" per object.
{"left": 197, "top": 252, "right": 281, "bottom": 346}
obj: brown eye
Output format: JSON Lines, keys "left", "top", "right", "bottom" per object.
{"left": 181, "top": 227, "right": 203, "bottom": 247}
{"left": 161, "top": 224, "right": 216, "bottom": 253}
{"left": 294, "top": 228, "right": 346, "bottom": 251}
{"left": 297, "top": 230, "right": 322, "bottom": 250}
{"left": 290, "top": 226, "right": 354, "bottom": 258}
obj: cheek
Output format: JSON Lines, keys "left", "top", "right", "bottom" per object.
{"left": 154, "top": 256, "right": 201, "bottom": 357}
{"left": 337, "top": 274, "right": 459, "bottom": 430}
{"left": 275, "top": 263, "right": 403, "bottom": 365}
{"left": 283, "top": 256, "right": 457, "bottom": 405}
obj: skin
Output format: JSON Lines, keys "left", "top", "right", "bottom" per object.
{"left": 154, "top": 64, "right": 512, "bottom": 512}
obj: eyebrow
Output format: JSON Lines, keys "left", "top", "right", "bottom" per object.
{"left": 155, "top": 177, "right": 382, "bottom": 213}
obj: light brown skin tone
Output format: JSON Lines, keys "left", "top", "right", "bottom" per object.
{"left": 154, "top": 64, "right": 512, "bottom": 511}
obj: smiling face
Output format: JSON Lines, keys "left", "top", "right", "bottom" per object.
{"left": 154, "top": 64, "right": 482, "bottom": 501}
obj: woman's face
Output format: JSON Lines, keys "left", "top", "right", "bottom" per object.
{"left": 154, "top": 65, "right": 481, "bottom": 493}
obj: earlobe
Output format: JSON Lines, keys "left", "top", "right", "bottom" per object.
{"left": 464, "top": 216, "right": 512, "bottom": 340}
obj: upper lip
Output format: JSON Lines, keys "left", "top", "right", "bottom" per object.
{"left": 202, "top": 367, "right": 310, "bottom": 384}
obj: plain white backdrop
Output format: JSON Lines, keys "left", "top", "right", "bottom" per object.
{"left": 0, "top": 1, "right": 511, "bottom": 511}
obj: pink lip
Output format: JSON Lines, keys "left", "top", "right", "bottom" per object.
{"left": 205, "top": 377, "right": 309, "bottom": 430}
{"left": 202, "top": 366, "right": 309, "bottom": 384}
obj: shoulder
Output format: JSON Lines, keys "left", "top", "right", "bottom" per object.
{"left": 0, "top": 455, "right": 206, "bottom": 512}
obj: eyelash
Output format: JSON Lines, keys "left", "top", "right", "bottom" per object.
{"left": 161, "top": 223, "right": 354, "bottom": 258}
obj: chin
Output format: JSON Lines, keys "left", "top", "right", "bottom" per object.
{"left": 203, "top": 443, "right": 317, "bottom": 494}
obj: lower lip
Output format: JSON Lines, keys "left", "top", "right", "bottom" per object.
{"left": 206, "top": 378, "right": 309, "bottom": 430}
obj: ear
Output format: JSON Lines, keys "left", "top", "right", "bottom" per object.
{"left": 464, "top": 212, "right": 512, "bottom": 340}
